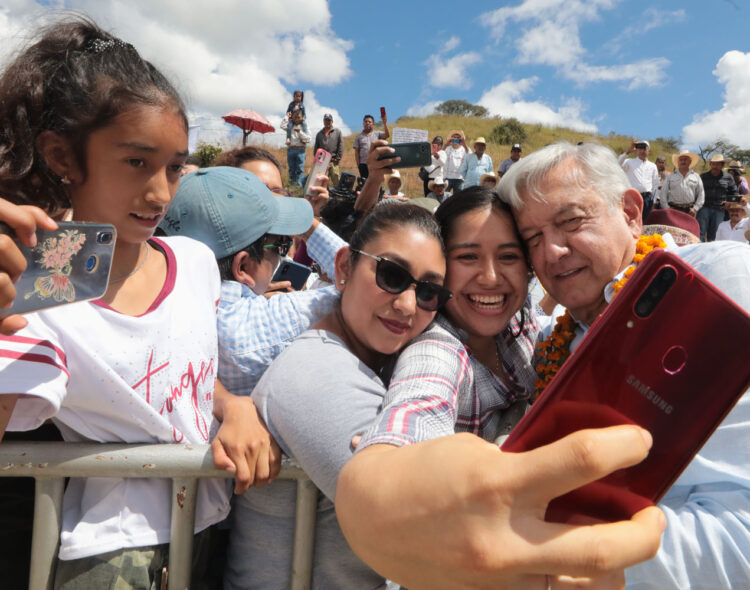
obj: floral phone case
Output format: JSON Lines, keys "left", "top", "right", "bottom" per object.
{"left": 0, "top": 221, "right": 116, "bottom": 316}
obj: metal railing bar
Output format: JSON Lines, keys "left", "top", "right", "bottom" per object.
{"left": 168, "top": 478, "right": 198, "bottom": 590}
{"left": 290, "top": 479, "right": 319, "bottom": 590}
{"left": 28, "top": 477, "right": 64, "bottom": 590}
{"left": 0, "top": 443, "right": 316, "bottom": 590}
{"left": 0, "top": 442, "right": 308, "bottom": 479}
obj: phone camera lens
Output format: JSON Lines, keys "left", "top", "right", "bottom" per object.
{"left": 96, "top": 231, "right": 113, "bottom": 244}
{"left": 85, "top": 255, "right": 98, "bottom": 273}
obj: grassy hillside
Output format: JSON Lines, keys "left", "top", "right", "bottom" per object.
{"left": 250, "top": 115, "right": 706, "bottom": 198}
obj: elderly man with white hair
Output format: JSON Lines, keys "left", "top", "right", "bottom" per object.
{"left": 335, "top": 142, "right": 750, "bottom": 590}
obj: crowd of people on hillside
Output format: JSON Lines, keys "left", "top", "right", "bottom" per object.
{"left": 0, "top": 15, "right": 749, "bottom": 590}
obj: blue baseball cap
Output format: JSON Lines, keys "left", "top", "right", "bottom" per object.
{"left": 160, "top": 167, "right": 313, "bottom": 259}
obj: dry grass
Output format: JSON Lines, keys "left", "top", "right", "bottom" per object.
{"left": 232, "top": 115, "right": 719, "bottom": 198}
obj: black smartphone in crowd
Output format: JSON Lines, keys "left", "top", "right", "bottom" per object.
{"left": 271, "top": 260, "right": 311, "bottom": 291}
{"left": 377, "top": 142, "right": 431, "bottom": 169}
{"left": 0, "top": 221, "right": 116, "bottom": 316}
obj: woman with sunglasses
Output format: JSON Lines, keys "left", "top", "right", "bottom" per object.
{"left": 357, "top": 186, "right": 537, "bottom": 450}
{"left": 224, "top": 203, "right": 451, "bottom": 590}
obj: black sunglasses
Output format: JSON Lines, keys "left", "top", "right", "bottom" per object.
{"left": 351, "top": 249, "right": 452, "bottom": 312}
{"left": 263, "top": 235, "right": 292, "bottom": 257}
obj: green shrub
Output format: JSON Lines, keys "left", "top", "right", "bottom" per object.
{"left": 488, "top": 118, "right": 527, "bottom": 145}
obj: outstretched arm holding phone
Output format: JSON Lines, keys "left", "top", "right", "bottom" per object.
{"left": 336, "top": 427, "right": 665, "bottom": 590}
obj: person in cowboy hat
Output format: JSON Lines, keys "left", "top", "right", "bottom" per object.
{"left": 426, "top": 175, "right": 450, "bottom": 202}
{"left": 699, "top": 154, "right": 740, "bottom": 241}
{"left": 462, "top": 136, "right": 494, "bottom": 188}
{"left": 716, "top": 200, "right": 750, "bottom": 242}
{"left": 661, "top": 149, "right": 704, "bottom": 217}
{"left": 480, "top": 171, "right": 498, "bottom": 189}
{"left": 727, "top": 160, "right": 749, "bottom": 198}
{"left": 383, "top": 169, "right": 407, "bottom": 201}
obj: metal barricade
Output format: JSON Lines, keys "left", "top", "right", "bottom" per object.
{"left": 0, "top": 442, "right": 318, "bottom": 590}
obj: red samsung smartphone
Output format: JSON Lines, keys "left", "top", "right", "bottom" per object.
{"left": 502, "top": 249, "right": 750, "bottom": 524}
{"left": 380, "top": 106, "right": 386, "bottom": 120}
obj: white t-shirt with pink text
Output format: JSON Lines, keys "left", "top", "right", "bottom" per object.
{"left": 0, "top": 236, "right": 230, "bottom": 560}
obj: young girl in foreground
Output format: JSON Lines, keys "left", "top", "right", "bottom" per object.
{"left": 0, "top": 18, "right": 252, "bottom": 588}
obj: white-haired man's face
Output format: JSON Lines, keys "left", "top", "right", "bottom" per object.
{"left": 514, "top": 160, "right": 642, "bottom": 324}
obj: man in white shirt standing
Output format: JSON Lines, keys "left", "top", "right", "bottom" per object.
{"left": 662, "top": 150, "right": 704, "bottom": 217}
{"left": 619, "top": 139, "right": 659, "bottom": 222}
{"left": 716, "top": 202, "right": 750, "bottom": 242}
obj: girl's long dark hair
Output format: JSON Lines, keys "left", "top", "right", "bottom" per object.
{"left": 0, "top": 16, "right": 187, "bottom": 213}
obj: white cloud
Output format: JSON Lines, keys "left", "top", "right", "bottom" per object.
{"left": 478, "top": 77, "right": 597, "bottom": 133}
{"left": 405, "top": 101, "right": 441, "bottom": 117}
{"left": 481, "top": 0, "right": 669, "bottom": 90}
{"left": 425, "top": 52, "right": 482, "bottom": 88}
{"left": 605, "top": 8, "right": 686, "bottom": 53}
{"left": 444, "top": 36, "right": 461, "bottom": 53}
{"left": 423, "top": 36, "right": 481, "bottom": 89}
{"left": 682, "top": 50, "right": 750, "bottom": 148}
{"left": 0, "top": 1, "right": 353, "bottom": 148}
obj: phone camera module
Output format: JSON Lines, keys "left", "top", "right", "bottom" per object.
{"left": 85, "top": 254, "right": 99, "bottom": 273}
{"left": 96, "top": 231, "right": 113, "bottom": 245}
{"left": 634, "top": 265, "right": 677, "bottom": 318}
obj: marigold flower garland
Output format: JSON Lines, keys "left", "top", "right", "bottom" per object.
{"left": 533, "top": 233, "right": 667, "bottom": 398}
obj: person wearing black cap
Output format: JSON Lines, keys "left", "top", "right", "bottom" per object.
{"left": 498, "top": 144, "right": 522, "bottom": 177}
{"left": 314, "top": 113, "right": 344, "bottom": 186}
{"left": 618, "top": 139, "right": 659, "bottom": 222}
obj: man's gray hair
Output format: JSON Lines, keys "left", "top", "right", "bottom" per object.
{"left": 497, "top": 142, "right": 630, "bottom": 212}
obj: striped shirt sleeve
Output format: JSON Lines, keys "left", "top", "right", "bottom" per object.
{"left": 0, "top": 317, "right": 67, "bottom": 431}
{"left": 357, "top": 324, "right": 471, "bottom": 450}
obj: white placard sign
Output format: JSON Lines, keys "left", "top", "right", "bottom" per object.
{"left": 392, "top": 127, "right": 429, "bottom": 143}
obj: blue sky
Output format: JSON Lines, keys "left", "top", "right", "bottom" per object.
{"left": 1, "top": 1, "right": 749, "bottom": 149}
{"left": 318, "top": 0, "right": 750, "bottom": 148}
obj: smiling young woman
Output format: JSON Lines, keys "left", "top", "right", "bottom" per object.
{"left": 355, "top": 185, "right": 539, "bottom": 452}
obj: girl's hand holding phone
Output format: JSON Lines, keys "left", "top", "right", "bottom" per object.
{"left": 0, "top": 199, "right": 57, "bottom": 335}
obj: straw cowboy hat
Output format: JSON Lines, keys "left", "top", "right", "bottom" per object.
{"left": 447, "top": 130, "right": 465, "bottom": 141}
{"left": 480, "top": 172, "right": 498, "bottom": 186}
{"left": 671, "top": 150, "right": 699, "bottom": 169}
{"left": 473, "top": 137, "right": 487, "bottom": 146}
{"left": 428, "top": 176, "right": 446, "bottom": 191}
{"left": 709, "top": 154, "right": 726, "bottom": 164}
{"left": 385, "top": 169, "right": 402, "bottom": 189}
{"left": 728, "top": 160, "right": 746, "bottom": 174}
